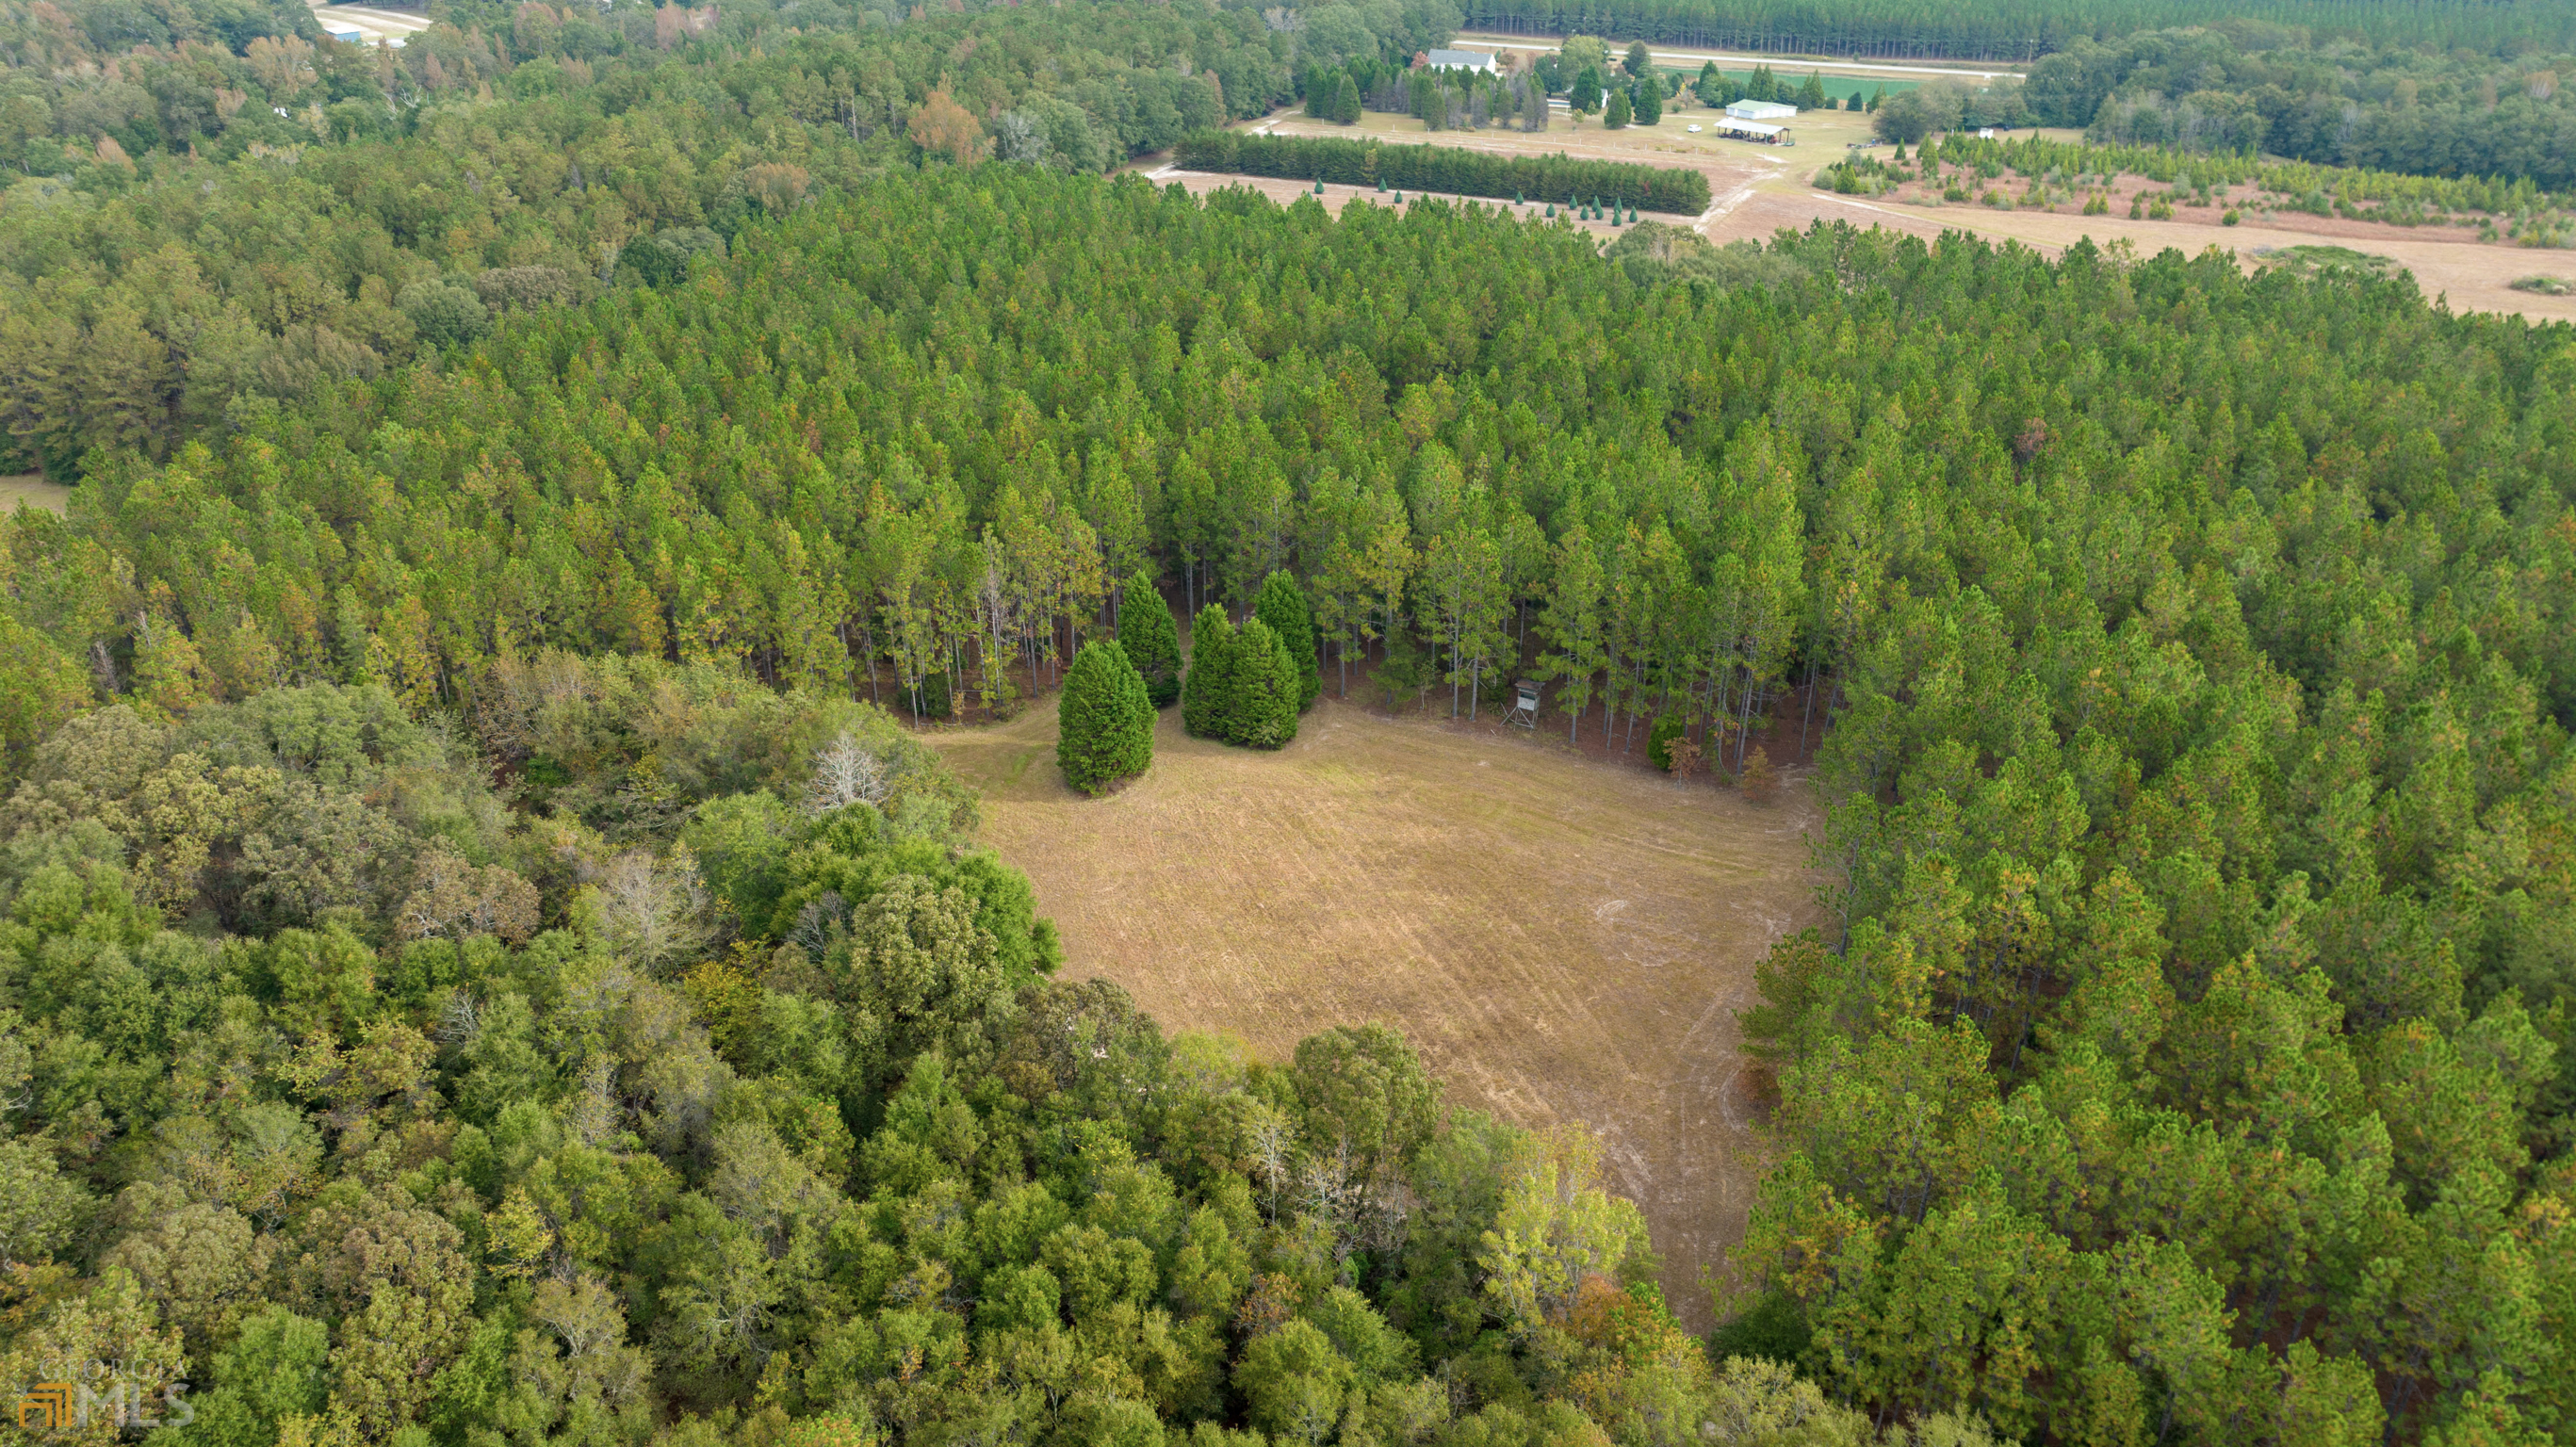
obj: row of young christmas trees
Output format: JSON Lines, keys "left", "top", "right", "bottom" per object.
{"left": 1055, "top": 568, "right": 1323, "bottom": 793}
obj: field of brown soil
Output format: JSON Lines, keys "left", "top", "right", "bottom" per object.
{"left": 0, "top": 473, "right": 71, "bottom": 515}
{"left": 1160, "top": 105, "right": 2576, "bottom": 323}
{"left": 930, "top": 693, "right": 1821, "bottom": 1328}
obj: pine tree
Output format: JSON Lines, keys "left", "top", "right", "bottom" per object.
{"left": 1057, "top": 640, "right": 1154, "bottom": 794}
{"left": 1117, "top": 569, "right": 1183, "bottom": 707}
{"left": 1230, "top": 616, "right": 1300, "bottom": 749}
{"left": 1634, "top": 74, "right": 1663, "bottom": 125}
{"left": 1623, "top": 41, "right": 1652, "bottom": 78}
{"left": 1254, "top": 570, "right": 1321, "bottom": 711}
{"left": 1332, "top": 73, "right": 1361, "bottom": 124}
{"left": 1540, "top": 522, "right": 1606, "bottom": 740}
{"left": 1182, "top": 606, "right": 1235, "bottom": 739}
{"left": 1604, "top": 87, "right": 1631, "bottom": 129}
{"left": 1798, "top": 72, "right": 1829, "bottom": 111}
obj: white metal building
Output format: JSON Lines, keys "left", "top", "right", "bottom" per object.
{"left": 1714, "top": 117, "right": 1790, "bottom": 142}
{"left": 1424, "top": 48, "right": 1498, "bottom": 72}
{"left": 1725, "top": 99, "right": 1799, "bottom": 121}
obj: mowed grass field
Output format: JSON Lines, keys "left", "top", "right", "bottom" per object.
{"left": 1, "top": 474, "right": 71, "bottom": 514}
{"left": 931, "top": 694, "right": 1821, "bottom": 1327}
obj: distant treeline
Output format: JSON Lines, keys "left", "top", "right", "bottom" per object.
{"left": 1174, "top": 132, "right": 1713, "bottom": 214}
{"left": 1454, "top": 0, "right": 2576, "bottom": 59}
{"left": 1917, "top": 131, "right": 2572, "bottom": 219}
{"left": 0, "top": 0, "right": 1455, "bottom": 478}
{"left": 2022, "top": 27, "right": 2576, "bottom": 189}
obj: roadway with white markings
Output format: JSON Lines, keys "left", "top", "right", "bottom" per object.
{"left": 308, "top": 1, "right": 434, "bottom": 45}
{"left": 1448, "top": 33, "right": 2021, "bottom": 80}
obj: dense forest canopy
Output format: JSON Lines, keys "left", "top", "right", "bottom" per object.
{"left": 11, "top": 0, "right": 2576, "bottom": 481}
{"left": 4, "top": 154, "right": 2576, "bottom": 1439}
{"left": 2018, "top": 25, "right": 2576, "bottom": 187}
{"left": 0, "top": 0, "right": 1455, "bottom": 476}
{"left": 1172, "top": 133, "right": 1713, "bottom": 214}
{"left": 6, "top": 0, "right": 2576, "bottom": 1439}
{"left": 1826, "top": 129, "right": 2571, "bottom": 228}
{"left": 1451, "top": 0, "right": 2576, "bottom": 61}
{"left": 0, "top": 658, "right": 1817, "bottom": 1447}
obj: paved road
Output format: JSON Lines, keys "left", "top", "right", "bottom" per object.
{"left": 308, "top": 0, "right": 433, "bottom": 44}
{"left": 1450, "top": 33, "right": 2021, "bottom": 79}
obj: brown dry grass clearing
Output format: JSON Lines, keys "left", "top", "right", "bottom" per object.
{"left": 0, "top": 474, "right": 70, "bottom": 515}
{"left": 930, "top": 695, "right": 1821, "bottom": 1328}
{"left": 1158, "top": 104, "right": 2576, "bottom": 323}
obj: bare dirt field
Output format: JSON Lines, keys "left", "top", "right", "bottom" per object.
{"left": 929, "top": 692, "right": 1822, "bottom": 1327}
{"left": 1158, "top": 105, "right": 2576, "bottom": 323}
{"left": 0, "top": 474, "right": 70, "bottom": 515}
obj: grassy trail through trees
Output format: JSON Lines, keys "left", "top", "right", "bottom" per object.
{"left": 930, "top": 691, "right": 1823, "bottom": 1330}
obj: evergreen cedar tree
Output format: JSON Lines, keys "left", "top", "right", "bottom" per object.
{"left": 1632, "top": 73, "right": 1663, "bottom": 125}
{"left": 1182, "top": 608, "right": 1299, "bottom": 749}
{"left": 1571, "top": 64, "right": 1606, "bottom": 114}
{"left": 1116, "top": 569, "right": 1183, "bottom": 707}
{"left": 1229, "top": 617, "right": 1302, "bottom": 748}
{"left": 8, "top": 79, "right": 2576, "bottom": 1434}
{"left": 1181, "top": 605, "right": 1235, "bottom": 740}
{"left": 1056, "top": 638, "right": 1154, "bottom": 792}
{"left": 1603, "top": 87, "right": 1632, "bottom": 128}
{"left": 1254, "top": 569, "right": 1322, "bottom": 711}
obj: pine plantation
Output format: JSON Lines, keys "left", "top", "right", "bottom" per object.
{"left": 1175, "top": 132, "right": 1712, "bottom": 213}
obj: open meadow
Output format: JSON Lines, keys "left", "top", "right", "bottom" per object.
{"left": 1163, "top": 97, "right": 2576, "bottom": 322}
{"left": 931, "top": 693, "right": 1822, "bottom": 1328}
{"left": 0, "top": 474, "right": 70, "bottom": 514}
